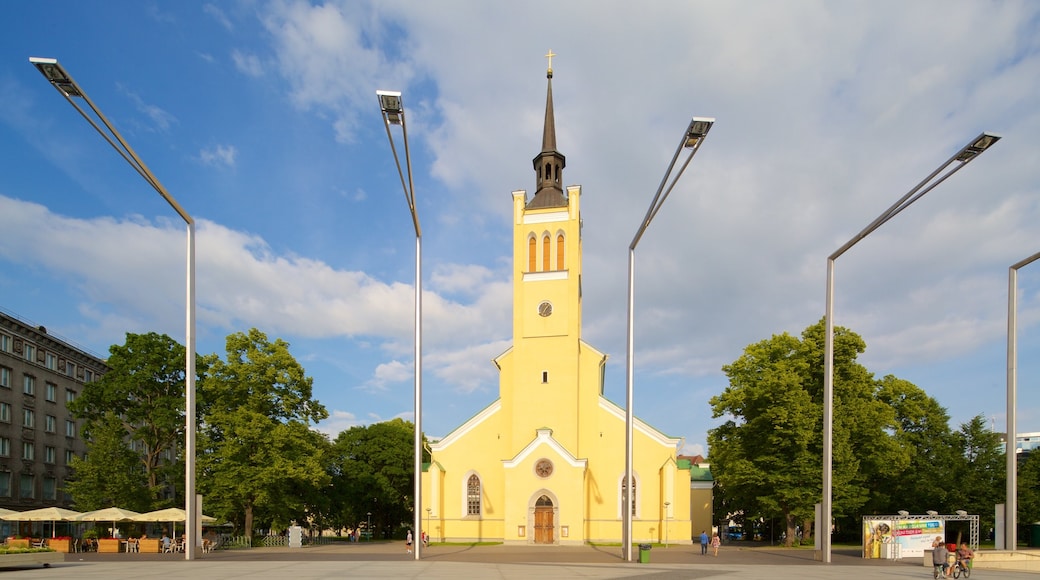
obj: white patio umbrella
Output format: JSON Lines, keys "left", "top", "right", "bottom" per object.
{"left": 132, "top": 508, "right": 215, "bottom": 539}
{"left": 0, "top": 506, "right": 82, "bottom": 537}
{"left": 75, "top": 507, "right": 142, "bottom": 536}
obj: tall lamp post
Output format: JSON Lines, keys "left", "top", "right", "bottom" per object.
{"left": 29, "top": 57, "right": 199, "bottom": 560}
{"left": 1006, "top": 250, "right": 1040, "bottom": 551}
{"left": 822, "top": 132, "right": 999, "bottom": 562}
{"left": 623, "top": 116, "right": 714, "bottom": 561}
{"left": 377, "top": 89, "right": 423, "bottom": 560}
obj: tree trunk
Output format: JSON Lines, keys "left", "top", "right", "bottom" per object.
{"left": 802, "top": 517, "right": 814, "bottom": 543}
{"left": 244, "top": 502, "right": 254, "bottom": 541}
{"left": 785, "top": 513, "right": 797, "bottom": 547}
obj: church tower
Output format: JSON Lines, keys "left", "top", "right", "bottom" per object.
{"left": 423, "top": 54, "right": 692, "bottom": 547}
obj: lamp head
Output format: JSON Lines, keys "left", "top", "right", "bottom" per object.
{"left": 955, "top": 132, "right": 1000, "bottom": 162}
{"left": 684, "top": 117, "right": 715, "bottom": 148}
{"left": 377, "top": 90, "right": 404, "bottom": 125}
{"left": 29, "top": 57, "right": 83, "bottom": 98}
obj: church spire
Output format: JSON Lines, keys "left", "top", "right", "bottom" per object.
{"left": 527, "top": 50, "right": 567, "bottom": 209}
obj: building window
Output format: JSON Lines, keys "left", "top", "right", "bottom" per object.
{"left": 45, "top": 415, "right": 56, "bottom": 433}
{"left": 0, "top": 366, "right": 9, "bottom": 388}
{"left": 0, "top": 334, "right": 9, "bottom": 353}
{"left": 22, "top": 442, "right": 34, "bottom": 461}
{"left": 65, "top": 389, "right": 76, "bottom": 404}
{"left": 22, "top": 408, "right": 34, "bottom": 429}
{"left": 19, "top": 474, "right": 34, "bottom": 499}
{"left": 45, "top": 353, "right": 56, "bottom": 370}
{"left": 0, "top": 472, "right": 10, "bottom": 497}
{"left": 542, "top": 235, "right": 551, "bottom": 271}
{"left": 23, "top": 374, "right": 35, "bottom": 396}
{"left": 0, "top": 438, "right": 9, "bottom": 457}
{"left": 65, "top": 420, "right": 76, "bottom": 438}
{"left": 528, "top": 237, "right": 537, "bottom": 272}
{"left": 44, "top": 446, "right": 56, "bottom": 464}
{"left": 23, "top": 343, "right": 35, "bottom": 363}
{"left": 45, "top": 382, "right": 56, "bottom": 402}
{"left": 556, "top": 234, "right": 565, "bottom": 270}
{"left": 0, "top": 403, "right": 9, "bottom": 423}
{"left": 466, "top": 474, "right": 481, "bottom": 516}
{"left": 65, "top": 361, "right": 76, "bottom": 377}
{"left": 83, "top": 369, "right": 94, "bottom": 382}
{"left": 64, "top": 450, "right": 74, "bottom": 464}
{"left": 42, "top": 477, "right": 56, "bottom": 501}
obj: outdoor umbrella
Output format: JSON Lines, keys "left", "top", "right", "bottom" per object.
{"left": 132, "top": 508, "right": 216, "bottom": 539}
{"left": 0, "top": 506, "right": 82, "bottom": 537}
{"left": 75, "top": 507, "right": 142, "bottom": 537}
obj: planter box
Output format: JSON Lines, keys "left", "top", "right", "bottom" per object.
{"left": 5, "top": 539, "right": 29, "bottom": 549}
{"left": 139, "top": 538, "right": 161, "bottom": 553}
{"left": 97, "top": 538, "right": 122, "bottom": 553}
{"left": 47, "top": 538, "right": 72, "bottom": 553}
{"left": 0, "top": 551, "right": 64, "bottom": 568}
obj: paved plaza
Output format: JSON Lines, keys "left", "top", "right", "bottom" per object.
{"left": 0, "top": 542, "right": 1037, "bottom": 579}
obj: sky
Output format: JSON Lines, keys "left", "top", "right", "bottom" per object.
{"left": 1, "top": 1, "right": 1039, "bottom": 459}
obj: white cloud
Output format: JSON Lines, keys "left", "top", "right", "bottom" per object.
{"left": 231, "top": 50, "right": 264, "bottom": 78}
{"left": 198, "top": 144, "right": 237, "bottom": 168}
{"left": 203, "top": 3, "right": 233, "bottom": 31}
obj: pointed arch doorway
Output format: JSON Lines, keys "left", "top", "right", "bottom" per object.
{"left": 533, "top": 494, "right": 555, "bottom": 544}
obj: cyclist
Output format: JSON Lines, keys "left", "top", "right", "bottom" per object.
{"left": 956, "top": 542, "right": 974, "bottom": 574}
{"left": 932, "top": 537, "right": 950, "bottom": 578}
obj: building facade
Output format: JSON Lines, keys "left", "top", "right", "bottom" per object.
{"left": 421, "top": 66, "right": 694, "bottom": 545}
{"left": 0, "top": 309, "right": 105, "bottom": 511}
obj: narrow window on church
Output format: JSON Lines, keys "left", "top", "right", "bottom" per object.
{"left": 541, "top": 371, "right": 548, "bottom": 383}
{"left": 467, "top": 475, "right": 481, "bottom": 516}
{"left": 528, "top": 237, "right": 537, "bottom": 272}
{"left": 542, "top": 235, "right": 550, "bottom": 271}
{"left": 556, "top": 234, "right": 564, "bottom": 270}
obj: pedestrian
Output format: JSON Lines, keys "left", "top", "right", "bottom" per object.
{"left": 711, "top": 533, "right": 721, "bottom": 556}
{"left": 406, "top": 530, "right": 413, "bottom": 554}
{"left": 700, "top": 530, "right": 709, "bottom": 555}
{"left": 932, "top": 537, "right": 950, "bottom": 578}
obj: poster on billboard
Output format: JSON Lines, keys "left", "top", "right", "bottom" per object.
{"left": 863, "top": 518, "right": 943, "bottom": 559}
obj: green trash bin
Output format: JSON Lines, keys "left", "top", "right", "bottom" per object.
{"left": 1030, "top": 523, "right": 1040, "bottom": 547}
{"left": 638, "top": 543, "right": 652, "bottom": 563}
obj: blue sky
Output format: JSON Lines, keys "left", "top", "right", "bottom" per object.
{"left": 1, "top": 1, "right": 1039, "bottom": 457}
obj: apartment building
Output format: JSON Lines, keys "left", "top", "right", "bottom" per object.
{"left": 0, "top": 309, "right": 107, "bottom": 510}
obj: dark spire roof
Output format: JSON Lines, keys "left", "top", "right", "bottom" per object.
{"left": 527, "top": 53, "right": 567, "bottom": 209}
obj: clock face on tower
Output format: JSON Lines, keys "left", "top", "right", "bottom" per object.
{"left": 538, "top": 301, "right": 553, "bottom": 317}
{"left": 535, "top": 459, "right": 554, "bottom": 478}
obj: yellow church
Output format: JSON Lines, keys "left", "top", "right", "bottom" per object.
{"left": 422, "top": 63, "right": 696, "bottom": 546}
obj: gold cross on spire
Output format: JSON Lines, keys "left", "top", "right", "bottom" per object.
{"left": 545, "top": 49, "right": 556, "bottom": 74}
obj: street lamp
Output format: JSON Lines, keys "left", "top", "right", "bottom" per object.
{"left": 1006, "top": 250, "right": 1040, "bottom": 551}
{"left": 366, "top": 512, "right": 372, "bottom": 542}
{"left": 664, "top": 501, "right": 671, "bottom": 548}
{"left": 822, "top": 131, "right": 1000, "bottom": 562}
{"left": 623, "top": 116, "right": 714, "bottom": 561}
{"left": 29, "top": 56, "right": 199, "bottom": 561}
{"left": 425, "top": 506, "right": 432, "bottom": 545}
{"left": 376, "top": 89, "right": 423, "bottom": 561}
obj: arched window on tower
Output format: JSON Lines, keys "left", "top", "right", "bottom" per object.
{"left": 542, "top": 235, "right": 551, "bottom": 271}
{"left": 556, "top": 234, "right": 565, "bottom": 270}
{"left": 528, "top": 236, "right": 537, "bottom": 272}
{"left": 467, "top": 474, "right": 481, "bottom": 516}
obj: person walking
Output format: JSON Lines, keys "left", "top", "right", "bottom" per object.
{"left": 406, "top": 530, "right": 413, "bottom": 554}
{"left": 699, "top": 530, "right": 709, "bottom": 555}
{"left": 711, "top": 533, "right": 721, "bottom": 557}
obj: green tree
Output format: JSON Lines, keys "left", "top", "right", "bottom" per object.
{"left": 709, "top": 321, "right": 909, "bottom": 545}
{"left": 328, "top": 419, "right": 427, "bottom": 538}
{"left": 951, "top": 415, "right": 1005, "bottom": 532}
{"left": 875, "top": 375, "right": 959, "bottom": 513}
{"left": 68, "top": 332, "right": 200, "bottom": 504}
{"left": 64, "top": 413, "right": 152, "bottom": 511}
{"left": 197, "top": 329, "right": 329, "bottom": 539}
{"left": 1018, "top": 450, "right": 1040, "bottom": 539}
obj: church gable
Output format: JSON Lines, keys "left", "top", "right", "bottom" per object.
{"left": 502, "top": 427, "right": 586, "bottom": 471}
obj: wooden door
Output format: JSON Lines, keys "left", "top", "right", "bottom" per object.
{"left": 534, "top": 506, "right": 554, "bottom": 544}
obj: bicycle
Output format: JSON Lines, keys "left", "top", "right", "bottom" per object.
{"left": 952, "top": 559, "right": 971, "bottom": 579}
{"left": 933, "top": 563, "right": 948, "bottom": 579}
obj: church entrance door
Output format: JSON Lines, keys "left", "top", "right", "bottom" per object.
{"left": 534, "top": 495, "right": 554, "bottom": 544}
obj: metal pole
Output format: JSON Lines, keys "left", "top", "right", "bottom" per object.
{"left": 185, "top": 222, "right": 197, "bottom": 559}
{"left": 822, "top": 257, "right": 835, "bottom": 563}
{"left": 623, "top": 247, "right": 635, "bottom": 562}
{"left": 1007, "top": 250, "right": 1040, "bottom": 551}
{"left": 414, "top": 232, "right": 422, "bottom": 560}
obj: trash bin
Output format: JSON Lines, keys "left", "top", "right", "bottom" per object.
{"left": 638, "top": 543, "right": 652, "bottom": 563}
{"left": 1030, "top": 523, "right": 1040, "bottom": 547}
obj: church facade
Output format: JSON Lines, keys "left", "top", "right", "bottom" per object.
{"left": 422, "top": 64, "right": 694, "bottom": 546}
